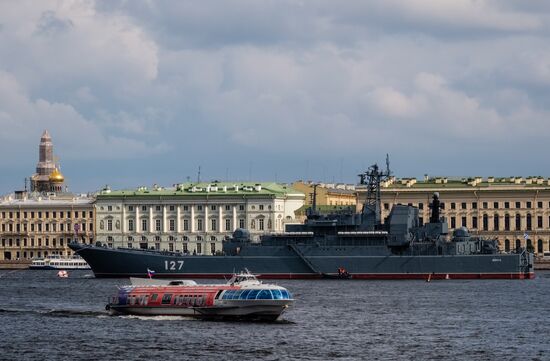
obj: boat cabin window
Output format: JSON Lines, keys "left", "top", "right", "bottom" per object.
{"left": 161, "top": 294, "right": 172, "bottom": 305}
{"left": 214, "top": 290, "right": 223, "bottom": 300}
{"left": 151, "top": 294, "right": 158, "bottom": 302}
{"left": 220, "top": 289, "right": 292, "bottom": 300}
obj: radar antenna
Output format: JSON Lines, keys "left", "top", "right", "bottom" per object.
{"left": 359, "top": 154, "right": 391, "bottom": 229}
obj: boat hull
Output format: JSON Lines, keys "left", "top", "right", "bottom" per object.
{"left": 71, "top": 243, "right": 534, "bottom": 280}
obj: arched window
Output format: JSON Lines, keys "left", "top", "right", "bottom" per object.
{"left": 526, "top": 239, "right": 533, "bottom": 252}
{"left": 537, "top": 239, "right": 543, "bottom": 254}
{"left": 526, "top": 214, "right": 532, "bottom": 231}
{"left": 515, "top": 239, "right": 521, "bottom": 250}
{"left": 493, "top": 214, "right": 499, "bottom": 231}
{"left": 482, "top": 214, "right": 488, "bottom": 231}
{"left": 504, "top": 239, "right": 510, "bottom": 252}
{"left": 515, "top": 214, "right": 521, "bottom": 230}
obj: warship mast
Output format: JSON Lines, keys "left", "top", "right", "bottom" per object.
{"left": 359, "top": 154, "right": 391, "bottom": 230}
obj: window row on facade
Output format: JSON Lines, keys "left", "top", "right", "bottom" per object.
{"left": 1, "top": 222, "right": 93, "bottom": 233}
{"left": 0, "top": 210, "right": 92, "bottom": 220}
{"left": 100, "top": 204, "right": 277, "bottom": 212}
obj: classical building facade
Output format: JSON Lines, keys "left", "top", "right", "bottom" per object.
{"left": 94, "top": 182, "right": 305, "bottom": 254}
{"left": 292, "top": 181, "right": 357, "bottom": 206}
{"left": 30, "top": 130, "right": 66, "bottom": 193}
{"left": 0, "top": 192, "right": 95, "bottom": 261}
{"left": 357, "top": 176, "right": 550, "bottom": 255}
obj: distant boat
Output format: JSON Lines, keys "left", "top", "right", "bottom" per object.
{"left": 29, "top": 255, "right": 90, "bottom": 270}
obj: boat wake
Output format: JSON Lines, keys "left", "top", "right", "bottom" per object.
{"left": 118, "top": 315, "right": 196, "bottom": 321}
{"left": 0, "top": 307, "right": 107, "bottom": 318}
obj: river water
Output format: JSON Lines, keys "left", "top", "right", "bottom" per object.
{"left": 0, "top": 270, "right": 548, "bottom": 360}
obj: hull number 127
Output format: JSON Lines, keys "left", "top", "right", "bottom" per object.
{"left": 164, "top": 260, "right": 184, "bottom": 270}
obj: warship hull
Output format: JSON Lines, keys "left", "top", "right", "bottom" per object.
{"left": 70, "top": 243, "right": 534, "bottom": 280}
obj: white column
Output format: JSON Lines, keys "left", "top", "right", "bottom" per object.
{"left": 149, "top": 207, "right": 153, "bottom": 233}
{"left": 191, "top": 205, "right": 195, "bottom": 232}
{"left": 163, "top": 205, "right": 167, "bottom": 232}
{"left": 204, "top": 206, "right": 209, "bottom": 232}
{"left": 232, "top": 205, "right": 237, "bottom": 231}
{"left": 218, "top": 206, "right": 223, "bottom": 233}
{"left": 135, "top": 207, "right": 140, "bottom": 234}
{"left": 176, "top": 206, "right": 181, "bottom": 233}
{"left": 122, "top": 205, "right": 126, "bottom": 233}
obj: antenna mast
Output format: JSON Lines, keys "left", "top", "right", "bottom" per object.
{"left": 358, "top": 154, "right": 391, "bottom": 228}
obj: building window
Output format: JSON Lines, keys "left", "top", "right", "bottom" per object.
{"left": 418, "top": 203, "right": 423, "bottom": 210}
{"left": 169, "top": 205, "right": 175, "bottom": 211}
{"left": 183, "top": 236, "right": 189, "bottom": 242}
{"left": 493, "top": 215, "right": 499, "bottom": 231}
{"left": 107, "top": 206, "right": 112, "bottom": 212}
{"left": 504, "top": 214, "right": 510, "bottom": 231}
{"left": 239, "top": 219, "right": 245, "bottom": 228}
{"left": 169, "top": 243, "right": 174, "bottom": 252}
{"left": 259, "top": 205, "right": 264, "bottom": 211}
{"left": 169, "top": 219, "right": 175, "bottom": 231}
{"left": 526, "top": 202, "right": 532, "bottom": 209}
{"left": 515, "top": 202, "right": 521, "bottom": 209}
{"left": 225, "top": 219, "right": 231, "bottom": 231}
{"left": 142, "top": 206, "right": 147, "bottom": 211}
{"left": 183, "top": 219, "right": 189, "bottom": 231}
{"left": 197, "top": 219, "right": 203, "bottom": 231}
{"left": 183, "top": 206, "right": 189, "bottom": 211}
{"left": 538, "top": 216, "right": 543, "bottom": 229}
{"left": 251, "top": 220, "right": 256, "bottom": 230}
{"left": 472, "top": 202, "right": 477, "bottom": 210}
{"left": 128, "top": 219, "right": 134, "bottom": 232}
{"left": 211, "top": 205, "right": 216, "bottom": 211}
{"left": 155, "top": 219, "right": 161, "bottom": 232}
{"left": 384, "top": 203, "right": 390, "bottom": 210}
{"left": 211, "top": 219, "right": 217, "bottom": 231}
{"left": 504, "top": 239, "right": 510, "bottom": 252}
{"left": 482, "top": 202, "right": 488, "bottom": 209}
{"left": 142, "top": 219, "right": 148, "bottom": 232}
{"left": 225, "top": 205, "right": 231, "bottom": 211}
{"left": 197, "top": 205, "right": 203, "bottom": 211}
{"left": 504, "top": 202, "right": 510, "bottom": 209}
{"left": 128, "top": 206, "right": 134, "bottom": 211}
{"left": 259, "top": 218, "right": 264, "bottom": 231}
{"left": 196, "top": 243, "right": 202, "bottom": 254}
{"left": 461, "top": 203, "right": 466, "bottom": 210}
{"left": 211, "top": 242, "right": 216, "bottom": 254}
{"left": 450, "top": 217, "right": 456, "bottom": 229}
{"left": 107, "top": 219, "right": 113, "bottom": 231}
{"left": 461, "top": 217, "right": 467, "bottom": 227}
{"left": 526, "top": 214, "right": 532, "bottom": 231}
{"left": 239, "top": 205, "right": 245, "bottom": 211}
{"left": 127, "top": 236, "right": 134, "bottom": 242}
{"left": 472, "top": 216, "right": 478, "bottom": 229}
{"left": 515, "top": 214, "right": 521, "bottom": 231}
{"left": 493, "top": 202, "right": 498, "bottom": 209}
{"left": 450, "top": 203, "right": 456, "bottom": 210}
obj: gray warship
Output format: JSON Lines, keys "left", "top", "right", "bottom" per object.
{"left": 70, "top": 163, "right": 534, "bottom": 279}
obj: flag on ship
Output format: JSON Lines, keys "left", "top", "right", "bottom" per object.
{"left": 523, "top": 232, "right": 529, "bottom": 240}
{"left": 147, "top": 268, "right": 155, "bottom": 278}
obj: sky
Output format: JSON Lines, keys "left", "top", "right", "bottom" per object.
{"left": 1, "top": 0, "right": 550, "bottom": 193}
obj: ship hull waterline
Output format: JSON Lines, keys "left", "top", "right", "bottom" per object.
{"left": 71, "top": 244, "right": 534, "bottom": 280}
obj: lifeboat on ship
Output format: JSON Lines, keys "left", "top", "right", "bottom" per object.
{"left": 105, "top": 270, "right": 294, "bottom": 321}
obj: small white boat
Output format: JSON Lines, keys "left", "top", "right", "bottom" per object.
{"left": 29, "top": 255, "right": 91, "bottom": 270}
{"left": 106, "top": 270, "right": 294, "bottom": 321}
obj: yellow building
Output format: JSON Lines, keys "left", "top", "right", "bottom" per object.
{"left": 357, "top": 176, "right": 550, "bottom": 255}
{"left": 0, "top": 192, "right": 95, "bottom": 261}
{"left": 292, "top": 181, "right": 357, "bottom": 206}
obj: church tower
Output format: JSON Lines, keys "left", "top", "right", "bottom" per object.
{"left": 30, "top": 130, "right": 65, "bottom": 193}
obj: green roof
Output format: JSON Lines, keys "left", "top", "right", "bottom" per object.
{"left": 97, "top": 182, "right": 304, "bottom": 199}
{"left": 382, "top": 177, "right": 550, "bottom": 190}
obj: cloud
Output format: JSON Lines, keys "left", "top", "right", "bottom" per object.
{"left": 1, "top": 0, "right": 550, "bottom": 190}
